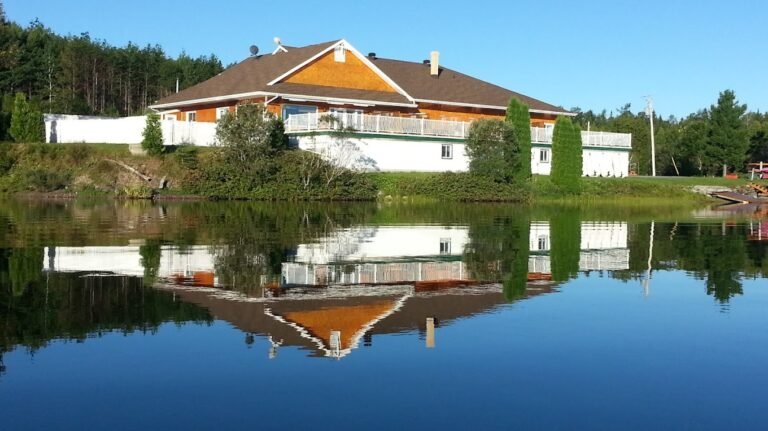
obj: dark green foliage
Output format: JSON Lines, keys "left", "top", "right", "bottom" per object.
{"left": 746, "top": 112, "right": 768, "bottom": 163}
{"left": 463, "top": 210, "right": 530, "bottom": 301}
{"left": 9, "top": 92, "right": 43, "bottom": 143}
{"left": 139, "top": 240, "right": 162, "bottom": 287}
{"left": 571, "top": 90, "right": 763, "bottom": 176}
{"left": 0, "top": 142, "right": 13, "bottom": 174}
{"left": 551, "top": 116, "right": 582, "bottom": 193}
{"left": 214, "top": 104, "right": 285, "bottom": 185}
{"left": 0, "top": 256, "right": 213, "bottom": 357}
{"left": 505, "top": 98, "right": 532, "bottom": 179}
{"left": 141, "top": 112, "right": 164, "bottom": 156}
{"left": 368, "top": 171, "right": 529, "bottom": 202}
{"left": 549, "top": 208, "right": 581, "bottom": 282}
{"left": 0, "top": 15, "right": 223, "bottom": 116}
{"left": 18, "top": 167, "right": 70, "bottom": 191}
{"left": 708, "top": 90, "right": 749, "bottom": 173}
{"left": 465, "top": 119, "right": 521, "bottom": 184}
{"left": 172, "top": 144, "right": 199, "bottom": 170}
{"left": 187, "top": 150, "right": 377, "bottom": 200}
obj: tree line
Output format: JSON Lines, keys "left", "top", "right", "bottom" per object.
{"left": 0, "top": 2, "right": 223, "bottom": 136}
{"left": 571, "top": 90, "right": 768, "bottom": 176}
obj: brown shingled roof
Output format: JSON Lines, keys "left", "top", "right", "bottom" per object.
{"left": 372, "top": 57, "right": 568, "bottom": 113}
{"left": 152, "top": 39, "right": 569, "bottom": 114}
{"left": 154, "top": 40, "right": 340, "bottom": 106}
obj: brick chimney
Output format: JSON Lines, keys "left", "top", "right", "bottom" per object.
{"left": 430, "top": 51, "right": 440, "bottom": 77}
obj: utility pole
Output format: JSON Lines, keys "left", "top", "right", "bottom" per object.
{"left": 645, "top": 97, "right": 656, "bottom": 176}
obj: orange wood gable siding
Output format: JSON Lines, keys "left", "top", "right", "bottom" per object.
{"left": 281, "top": 300, "right": 397, "bottom": 350}
{"left": 282, "top": 50, "right": 398, "bottom": 93}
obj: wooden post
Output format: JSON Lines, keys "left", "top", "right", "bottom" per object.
{"left": 426, "top": 317, "right": 435, "bottom": 349}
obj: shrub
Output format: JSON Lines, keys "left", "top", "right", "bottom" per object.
{"left": 215, "top": 103, "right": 286, "bottom": 184}
{"left": 141, "top": 112, "right": 164, "bottom": 156}
{"left": 465, "top": 119, "right": 520, "bottom": 184}
{"left": 18, "top": 168, "right": 71, "bottom": 192}
{"left": 10, "top": 93, "right": 44, "bottom": 143}
{"left": 0, "top": 143, "right": 15, "bottom": 175}
{"left": 121, "top": 184, "right": 154, "bottom": 199}
{"left": 173, "top": 145, "right": 199, "bottom": 170}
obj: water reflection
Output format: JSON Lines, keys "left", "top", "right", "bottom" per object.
{"left": 1, "top": 200, "right": 767, "bottom": 365}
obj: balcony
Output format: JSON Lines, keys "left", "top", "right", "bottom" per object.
{"left": 284, "top": 112, "right": 469, "bottom": 139}
{"left": 532, "top": 127, "right": 632, "bottom": 149}
{"left": 284, "top": 113, "right": 632, "bottom": 148}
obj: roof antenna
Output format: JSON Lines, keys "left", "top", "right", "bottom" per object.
{"left": 272, "top": 37, "right": 287, "bottom": 54}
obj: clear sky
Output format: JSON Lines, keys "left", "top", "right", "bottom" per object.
{"left": 6, "top": 0, "right": 767, "bottom": 118}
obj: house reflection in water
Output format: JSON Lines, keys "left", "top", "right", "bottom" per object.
{"left": 282, "top": 222, "right": 629, "bottom": 287}
{"left": 42, "top": 222, "right": 628, "bottom": 359}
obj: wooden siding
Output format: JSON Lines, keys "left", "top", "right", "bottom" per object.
{"left": 283, "top": 50, "right": 398, "bottom": 93}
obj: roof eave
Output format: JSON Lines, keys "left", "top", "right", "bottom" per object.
{"left": 412, "top": 98, "right": 574, "bottom": 116}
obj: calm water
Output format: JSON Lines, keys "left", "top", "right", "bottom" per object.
{"left": 1, "top": 199, "right": 767, "bottom": 430}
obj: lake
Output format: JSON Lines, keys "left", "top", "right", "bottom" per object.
{"left": 1, "top": 199, "right": 767, "bottom": 430}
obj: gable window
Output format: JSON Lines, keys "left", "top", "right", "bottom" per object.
{"left": 539, "top": 149, "right": 550, "bottom": 163}
{"left": 441, "top": 144, "right": 453, "bottom": 159}
{"left": 186, "top": 112, "right": 197, "bottom": 122}
{"left": 334, "top": 45, "right": 346, "bottom": 63}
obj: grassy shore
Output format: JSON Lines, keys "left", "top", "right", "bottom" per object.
{"left": 0, "top": 143, "right": 752, "bottom": 203}
{"left": 369, "top": 172, "right": 746, "bottom": 203}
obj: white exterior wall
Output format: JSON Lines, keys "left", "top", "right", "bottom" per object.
{"left": 295, "top": 134, "right": 627, "bottom": 176}
{"left": 294, "top": 226, "right": 470, "bottom": 264}
{"left": 531, "top": 146, "right": 629, "bottom": 177}
{"left": 582, "top": 149, "right": 629, "bottom": 177}
{"left": 45, "top": 245, "right": 216, "bottom": 277}
{"left": 530, "top": 221, "right": 628, "bottom": 251}
{"left": 294, "top": 134, "right": 468, "bottom": 172}
{"left": 44, "top": 115, "right": 217, "bottom": 147}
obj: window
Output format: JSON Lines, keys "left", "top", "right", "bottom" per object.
{"left": 539, "top": 149, "right": 550, "bottom": 163}
{"left": 334, "top": 45, "right": 346, "bottom": 62}
{"left": 186, "top": 112, "right": 197, "bottom": 122}
{"left": 537, "top": 235, "right": 549, "bottom": 251}
{"left": 216, "top": 107, "right": 229, "bottom": 120}
{"left": 441, "top": 144, "right": 453, "bottom": 159}
{"left": 439, "top": 238, "right": 452, "bottom": 255}
{"left": 281, "top": 104, "right": 318, "bottom": 120}
{"left": 162, "top": 113, "right": 176, "bottom": 121}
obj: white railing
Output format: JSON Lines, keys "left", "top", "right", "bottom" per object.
{"left": 579, "top": 130, "right": 632, "bottom": 148}
{"left": 284, "top": 112, "right": 469, "bottom": 139}
{"left": 531, "top": 127, "right": 632, "bottom": 148}
{"left": 284, "top": 114, "right": 631, "bottom": 148}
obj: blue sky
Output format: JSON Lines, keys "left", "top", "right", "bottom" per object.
{"left": 6, "top": 0, "right": 767, "bottom": 118}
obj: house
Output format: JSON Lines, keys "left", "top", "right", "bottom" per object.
{"left": 150, "top": 39, "right": 631, "bottom": 176}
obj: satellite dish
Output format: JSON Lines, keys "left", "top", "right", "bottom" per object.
{"left": 249, "top": 45, "right": 259, "bottom": 56}
{"left": 273, "top": 36, "right": 281, "bottom": 45}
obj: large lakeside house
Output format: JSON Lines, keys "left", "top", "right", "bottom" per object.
{"left": 150, "top": 39, "right": 631, "bottom": 176}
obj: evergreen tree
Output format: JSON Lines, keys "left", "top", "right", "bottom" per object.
{"left": 9, "top": 92, "right": 28, "bottom": 142}
{"left": 505, "top": 98, "right": 532, "bottom": 179}
{"left": 9, "top": 92, "right": 43, "bottom": 143}
{"left": 551, "top": 116, "right": 582, "bottom": 192}
{"left": 141, "top": 112, "right": 164, "bottom": 155}
{"left": 708, "top": 90, "right": 748, "bottom": 173}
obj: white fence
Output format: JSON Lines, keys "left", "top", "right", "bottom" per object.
{"left": 285, "top": 112, "right": 469, "bottom": 139}
{"left": 44, "top": 114, "right": 217, "bottom": 147}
